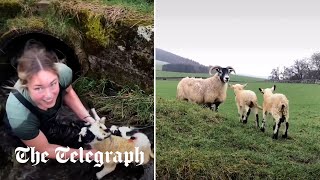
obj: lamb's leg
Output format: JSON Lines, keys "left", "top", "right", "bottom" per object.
{"left": 240, "top": 106, "right": 246, "bottom": 122}
{"left": 272, "top": 115, "right": 282, "bottom": 139}
{"left": 237, "top": 105, "right": 242, "bottom": 122}
{"left": 282, "top": 121, "right": 289, "bottom": 138}
{"left": 96, "top": 163, "right": 117, "bottom": 179}
{"left": 273, "top": 121, "right": 281, "bottom": 139}
{"left": 252, "top": 107, "right": 259, "bottom": 128}
{"left": 283, "top": 112, "right": 289, "bottom": 138}
{"left": 205, "top": 103, "right": 213, "bottom": 110}
{"left": 91, "top": 108, "right": 101, "bottom": 121}
{"left": 214, "top": 102, "right": 221, "bottom": 112}
{"left": 260, "top": 111, "right": 267, "bottom": 132}
{"left": 243, "top": 106, "right": 250, "bottom": 124}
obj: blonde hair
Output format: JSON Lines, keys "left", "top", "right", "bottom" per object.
{"left": 17, "top": 40, "right": 59, "bottom": 87}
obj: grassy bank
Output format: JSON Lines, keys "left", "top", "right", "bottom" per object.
{"left": 156, "top": 78, "right": 320, "bottom": 179}
{"left": 73, "top": 77, "right": 154, "bottom": 126}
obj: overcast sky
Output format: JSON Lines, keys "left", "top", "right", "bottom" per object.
{"left": 155, "top": 0, "right": 320, "bottom": 78}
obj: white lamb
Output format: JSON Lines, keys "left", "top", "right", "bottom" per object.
{"left": 229, "top": 83, "right": 262, "bottom": 127}
{"left": 176, "top": 65, "right": 235, "bottom": 112}
{"left": 258, "top": 85, "right": 289, "bottom": 139}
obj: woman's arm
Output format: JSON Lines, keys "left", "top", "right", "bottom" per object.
{"left": 22, "top": 131, "right": 96, "bottom": 159}
{"left": 63, "top": 85, "right": 95, "bottom": 124}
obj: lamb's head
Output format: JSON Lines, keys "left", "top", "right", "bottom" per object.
{"left": 259, "top": 85, "right": 276, "bottom": 95}
{"left": 79, "top": 117, "right": 111, "bottom": 143}
{"left": 229, "top": 83, "right": 247, "bottom": 91}
{"left": 209, "top": 65, "right": 236, "bottom": 83}
{"left": 110, "top": 125, "right": 137, "bottom": 139}
{"left": 110, "top": 125, "right": 121, "bottom": 136}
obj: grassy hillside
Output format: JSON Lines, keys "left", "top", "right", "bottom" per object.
{"left": 156, "top": 79, "right": 320, "bottom": 179}
{"left": 156, "top": 48, "right": 201, "bottom": 65}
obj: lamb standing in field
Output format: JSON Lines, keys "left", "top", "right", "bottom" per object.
{"left": 229, "top": 83, "right": 262, "bottom": 127}
{"left": 176, "top": 65, "right": 235, "bottom": 112}
{"left": 258, "top": 85, "right": 289, "bottom": 139}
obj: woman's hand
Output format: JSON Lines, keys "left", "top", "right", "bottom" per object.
{"left": 84, "top": 116, "right": 96, "bottom": 124}
{"left": 84, "top": 148, "right": 99, "bottom": 161}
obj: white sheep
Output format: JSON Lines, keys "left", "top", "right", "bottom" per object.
{"left": 258, "top": 85, "right": 289, "bottom": 139}
{"left": 176, "top": 65, "right": 235, "bottom": 111}
{"left": 229, "top": 83, "right": 262, "bottom": 127}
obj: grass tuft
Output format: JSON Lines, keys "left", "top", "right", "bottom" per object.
{"left": 73, "top": 77, "right": 153, "bottom": 126}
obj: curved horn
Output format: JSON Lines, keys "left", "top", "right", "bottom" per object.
{"left": 209, "top": 65, "right": 222, "bottom": 75}
{"left": 226, "top": 66, "right": 236, "bottom": 74}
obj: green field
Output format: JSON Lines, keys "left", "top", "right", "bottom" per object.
{"left": 156, "top": 73, "right": 320, "bottom": 179}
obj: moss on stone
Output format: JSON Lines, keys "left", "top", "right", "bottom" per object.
{"left": 51, "top": 0, "right": 153, "bottom": 48}
{"left": 5, "top": 16, "right": 45, "bottom": 30}
{"left": 0, "top": 0, "right": 22, "bottom": 19}
{"left": 85, "top": 15, "right": 109, "bottom": 47}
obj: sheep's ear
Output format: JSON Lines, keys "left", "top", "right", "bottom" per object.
{"left": 227, "top": 66, "right": 236, "bottom": 74}
{"left": 213, "top": 67, "right": 221, "bottom": 73}
{"left": 272, "top": 85, "right": 276, "bottom": 91}
{"left": 209, "top": 65, "right": 222, "bottom": 75}
{"left": 100, "top": 123, "right": 107, "bottom": 130}
{"left": 99, "top": 117, "right": 106, "bottom": 125}
{"left": 90, "top": 108, "right": 100, "bottom": 120}
{"left": 78, "top": 127, "right": 88, "bottom": 142}
{"left": 243, "top": 83, "right": 247, "bottom": 88}
{"left": 259, "top": 88, "right": 264, "bottom": 94}
{"left": 228, "top": 84, "right": 233, "bottom": 88}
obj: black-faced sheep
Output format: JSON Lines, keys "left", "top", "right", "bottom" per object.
{"left": 176, "top": 65, "right": 235, "bottom": 111}
{"left": 229, "top": 83, "right": 262, "bottom": 126}
{"left": 258, "top": 85, "right": 289, "bottom": 139}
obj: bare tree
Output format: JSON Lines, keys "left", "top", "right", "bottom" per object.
{"left": 311, "top": 52, "right": 320, "bottom": 79}
{"left": 282, "top": 66, "right": 294, "bottom": 80}
{"left": 291, "top": 59, "right": 310, "bottom": 80}
{"left": 269, "top": 67, "right": 281, "bottom": 80}
{"left": 269, "top": 52, "right": 320, "bottom": 81}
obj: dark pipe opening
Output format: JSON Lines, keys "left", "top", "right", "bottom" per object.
{"left": 0, "top": 31, "right": 82, "bottom": 105}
